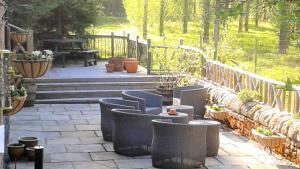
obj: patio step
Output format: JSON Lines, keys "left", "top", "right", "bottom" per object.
{"left": 35, "top": 97, "right": 121, "bottom": 104}
{"left": 37, "top": 82, "right": 156, "bottom": 91}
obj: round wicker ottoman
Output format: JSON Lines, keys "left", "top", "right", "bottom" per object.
{"left": 166, "top": 105, "right": 194, "bottom": 121}
{"left": 158, "top": 112, "right": 189, "bottom": 124}
{"left": 189, "top": 120, "right": 221, "bottom": 156}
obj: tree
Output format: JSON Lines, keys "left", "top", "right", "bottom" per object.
{"left": 245, "top": 0, "right": 250, "bottom": 32}
{"left": 159, "top": 0, "right": 165, "bottom": 36}
{"left": 183, "top": 0, "right": 189, "bottom": 33}
{"left": 214, "top": 0, "right": 221, "bottom": 60}
{"left": 238, "top": 3, "right": 244, "bottom": 32}
{"left": 143, "top": 0, "right": 148, "bottom": 39}
{"left": 255, "top": 0, "right": 259, "bottom": 27}
{"left": 278, "top": 0, "right": 289, "bottom": 54}
{"left": 7, "top": 0, "right": 103, "bottom": 37}
{"left": 202, "top": 0, "right": 211, "bottom": 43}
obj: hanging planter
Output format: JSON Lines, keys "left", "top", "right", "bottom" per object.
{"left": 10, "top": 32, "right": 30, "bottom": 44}
{"left": 4, "top": 95, "right": 27, "bottom": 116}
{"left": 252, "top": 128, "right": 286, "bottom": 148}
{"left": 13, "top": 50, "right": 53, "bottom": 78}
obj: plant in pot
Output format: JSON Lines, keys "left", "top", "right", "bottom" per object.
{"left": 237, "top": 90, "right": 261, "bottom": 103}
{"left": 4, "top": 85, "right": 27, "bottom": 116}
{"left": 252, "top": 127, "right": 286, "bottom": 149}
{"left": 108, "top": 56, "right": 125, "bottom": 72}
{"left": 205, "top": 104, "right": 228, "bottom": 121}
{"left": 13, "top": 50, "right": 53, "bottom": 78}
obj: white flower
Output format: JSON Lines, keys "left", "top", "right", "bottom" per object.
{"left": 32, "top": 51, "right": 42, "bottom": 57}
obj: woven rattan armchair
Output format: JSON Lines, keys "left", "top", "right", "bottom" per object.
{"left": 122, "top": 91, "right": 162, "bottom": 115}
{"left": 173, "top": 85, "right": 208, "bottom": 118}
{"left": 111, "top": 108, "right": 160, "bottom": 156}
{"left": 99, "top": 99, "right": 139, "bottom": 141}
{"left": 151, "top": 119, "right": 207, "bottom": 169}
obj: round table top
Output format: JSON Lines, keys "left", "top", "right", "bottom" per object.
{"left": 166, "top": 105, "right": 194, "bottom": 110}
{"left": 189, "top": 120, "right": 221, "bottom": 126}
{"left": 159, "top": 112, "right": 188, "bottom": 118}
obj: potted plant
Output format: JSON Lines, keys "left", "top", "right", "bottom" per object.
{"left": 205, "top": 104, "right": 228, "bottom": 121}
{"left": 108, "top": 56, "right": 125, "bottom": 72}
{"left": 13, "top": 50, "right": 53, "bottom": 78}
{"left": 4, "top": 86, "right": 27, "bottom": 116}
{"left": 237, "top": 90, "right": 261, "bottom": 103}
{"left": 252, "top": 127, "right": 286, "bottom": 148}
{"left": 124, "top": 58, "right": 139, "bottom": 73}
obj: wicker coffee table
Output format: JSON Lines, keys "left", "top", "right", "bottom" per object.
{"left": 189, "top": 120, "right": 221, "bottom": 156}
{"left": 166, "top": 105, "right": 194, "bottom": 121}
{"left": 158, "top": 112, "right": 189, "bottom": 124}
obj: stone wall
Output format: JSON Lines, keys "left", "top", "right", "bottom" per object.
{"left": 206, "top": 83, "right": 300, "bottom": 165}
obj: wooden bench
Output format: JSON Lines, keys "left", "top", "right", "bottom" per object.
{"left": 71, "top": 50, "right": 99, "bottom": 67}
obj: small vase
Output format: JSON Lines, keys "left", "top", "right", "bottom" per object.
{"left": 125, "top": 60, "right": 139, "bottom": 73}
{"left": 105, "top": 64, "right": 115, "bottom": 73}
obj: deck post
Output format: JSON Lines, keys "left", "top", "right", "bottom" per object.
{"left": 127, "top": 33, "right": 130, "bottom": 58}
{"left": 136, "top": 36, "right": 139, "bottom": 60}
{"left": 111, "top": 32, "right": 114, "bottom": 57}
{"left": 27, "top": 30, "right": 34, "bottom": 53}
{"left": 179, "top": 38, "right": 184, "bottom": 46}
{"left": 147, "top": 39, "right": 151, "bottom": 75}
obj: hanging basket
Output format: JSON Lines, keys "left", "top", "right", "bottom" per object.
{"left": 4, "top": 95, "right": 27, "bottom": 116}
{"left": 10, "top": 32, "right": 30, "bottom": 44}
{"left": 13, "top": 59, "right": 53, "bottom": 78}
{"left": 251, "top": 129, "right": 286, "bottom": 148}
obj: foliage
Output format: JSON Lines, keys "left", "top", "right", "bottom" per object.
{"left": 256, "top": 127, "right": 277, "bottom": 136}
{"left": 292, "top": 113, "right": 300, "bottom": 120}
{"left": 209, "top": 104, "right": 225, "bottom": 111}
{"left": 8, "top": 67, "right": 17, "bottom": 77}
{"left": 237, "top": 90, "right": 261, "bottom": 103}
{"left": 10, "top": 86, "right": 26, "bottom": 97}
{"left": 16, "top": 50, "right": 53, "bottom": 61}
{"left": 8, "top": 0, "right": 104, "bottom": 35}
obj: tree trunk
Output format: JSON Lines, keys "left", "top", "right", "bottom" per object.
{"left": 159, "top": 0, "right": 165, "bottom": 36}
{"left": 245, "top": 0, "right": 250, "bottom": 32}
{"left": 223, "top": 0, "right": 229, "bottom": 27}
{"left": 202, "top": 0, "right": 211, "bottom": 43}
{"left": 143, "top": 0, "right": 148, "bottom": 39}
{"left": 238, "top": 4, "right": 244, "bottom": 33}
{"left": 183, "top": 0, "right": 189, "bottom": 33}
{"left": 214, "top": 0, "right": 221, "bottom": 60}
{"left": 255, "top": 0, "right": 259, "bottom": 28}
{"left": 0, "top": 0, "right": 6, "bottom": 49}
{"left": 278, "top": 0, "right": 289, "bottom": 54}
{"left": 263, "top": 0, "right": 268, "bottom": 21}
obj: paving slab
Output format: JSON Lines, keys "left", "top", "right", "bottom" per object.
{"left": 40, "top": 114, "right": 70, "bottom": 120}
{"left": 73, "top": 161, "right": 117, "bottom": 169}
{"left": 61, "top": 131, "right": 96, "bottom": 138}
{"left": 43, "top": 125, "right": 76, "bottom": 132}
{"left": 75, "top": 124, "right": 100, "bottom": 131}
{"left": 47, "top": 138, "right": 81, "bottom": 145}
{"left": 65, "top": 144, "right": 105, "bottom": 153}
{"left": 80, "top": 137, "right": 105, "bottom": 144}
{"left": 90, "top": 152, "right": 131, "bottom": 161}
{"left": 44, "top": 144, "right": 67, "bottom": 153}
{"left": 57, "top": 119, "right": 89, "bottom": 125}
{"left": 115, "top": 158, "right": 153, "bottom": 169}
{"left": 103, "top": 143, "right": 114, "bottom": 152}
{"left": 49, "top": 153, "right": 92, "bottom": 162}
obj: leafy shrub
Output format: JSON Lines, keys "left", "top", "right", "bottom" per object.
{"left": 209, "top": 104, "right": 225, "bottom": 111}
{"left": 10, "top": 86, "right": 26, "bottom": 97}
{"left": 256, "top": 127, "right": 276, "bottom": 136}
{"left": 237, "top": 90, "right": 261, "bottom": 103}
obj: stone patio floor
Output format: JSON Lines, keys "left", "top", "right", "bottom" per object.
{"left": 9, "top": 104, "right": 300, "bottom": 169}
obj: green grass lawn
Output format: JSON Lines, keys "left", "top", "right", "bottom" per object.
{"left": 88, "top": 16, "right": 300, "bottom": 82}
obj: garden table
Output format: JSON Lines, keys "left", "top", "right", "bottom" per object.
{"left": 158, "top": 112, "right": 189, "bottom": 124}
{"left": 166, "top": 105, "right": 194, "bottom": 121}
{"left": 189, "top": 120, "right": 221, "bottom": 156}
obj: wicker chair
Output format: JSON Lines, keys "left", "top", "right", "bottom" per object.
{"left": 151, "top": 119, "right": 207, "bottom": 169}
{"left": 111, "top": 108, "right": 160, "bottom": 156}
{"left": 173, "top": 85, "right": 208, "bottom": 118}
{"left": 99, "top": 99, "right": 139, "bottom": 141}
{"left": 122, "top": 91, "right": 163, "bottom": 115}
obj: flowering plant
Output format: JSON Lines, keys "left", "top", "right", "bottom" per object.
{"left": 16, "top": 50, "right": 53, "bottom": 60}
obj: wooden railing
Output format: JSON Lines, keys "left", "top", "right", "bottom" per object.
{"left": 206, "top": 60, "right": 300, "bottom": 114}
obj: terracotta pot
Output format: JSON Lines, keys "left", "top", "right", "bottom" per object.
{"left": 156, "top": 87, "right": 173, "bottom": 105}
{"left": 18, "top": 137, "right": 39, "bottom": 148}
{"left": 124, "top": 58, "right": 137, "bottom": 70}
{"left": 4, "top": 95, "right": 27, "bottom": 116}
{"left": 125, "top": 60, "right": 139, "bottom": 73}
{"left": 10, "top": 32, "right": 30, "bottom": 44}
{"left": 205, "top": 106, "right": 228, "bottom": 122}
{"left": 105, "top": 64, "right": 115, "bottom": 73}
{"left": 251, "top": 129, "right": 286, "bottom": 148}
{"left": 8, "top": 143, "right": 25, "bottom": 161}
{"left": 13, "top": 59, "right": 53, "bottom": 78}
{"left": 108, "top": 57, "right": 125, "bottom": 71}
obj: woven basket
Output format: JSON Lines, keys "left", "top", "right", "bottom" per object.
{"left": 13, "top": 59, "right": 53, "bottom": 78}
{"left": 4, "top": 95, "right": 27, "bottom": 116}
{"left": 252, "top": 129, "right": 286, "bottom": 148}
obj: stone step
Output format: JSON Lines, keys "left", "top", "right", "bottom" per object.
{"left": 35, "top": 97, "right": 121, "bottom": 104}
{"left": 37, "top": 82, "right": 157, "bottom": 91}
{"left": 36, "top": 89, "right": 156, "bottom": 100}
{"left": 26, "top": 76, "right": 161, "bottom": 83}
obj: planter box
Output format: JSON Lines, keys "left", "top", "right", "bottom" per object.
{"left": 13, "top": 59, "right": 53, "bottom": 78}
{"left": 205, "top": 105, "right": 228, "bottom": 121}
{"left": 252, "top": 129, "right": 286, "bottom": 148}
{"left": 4, "top": 96, "right": 27, "bottom": 116}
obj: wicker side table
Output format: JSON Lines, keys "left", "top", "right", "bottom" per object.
{"left": 189, "top": 120, "right": 221, "bottom": 156}
{"left": 158, "top": 112, "right": 189, "bottom": 124}
{"left": 166, "top": 105, "right": 194, "bottom": 121}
